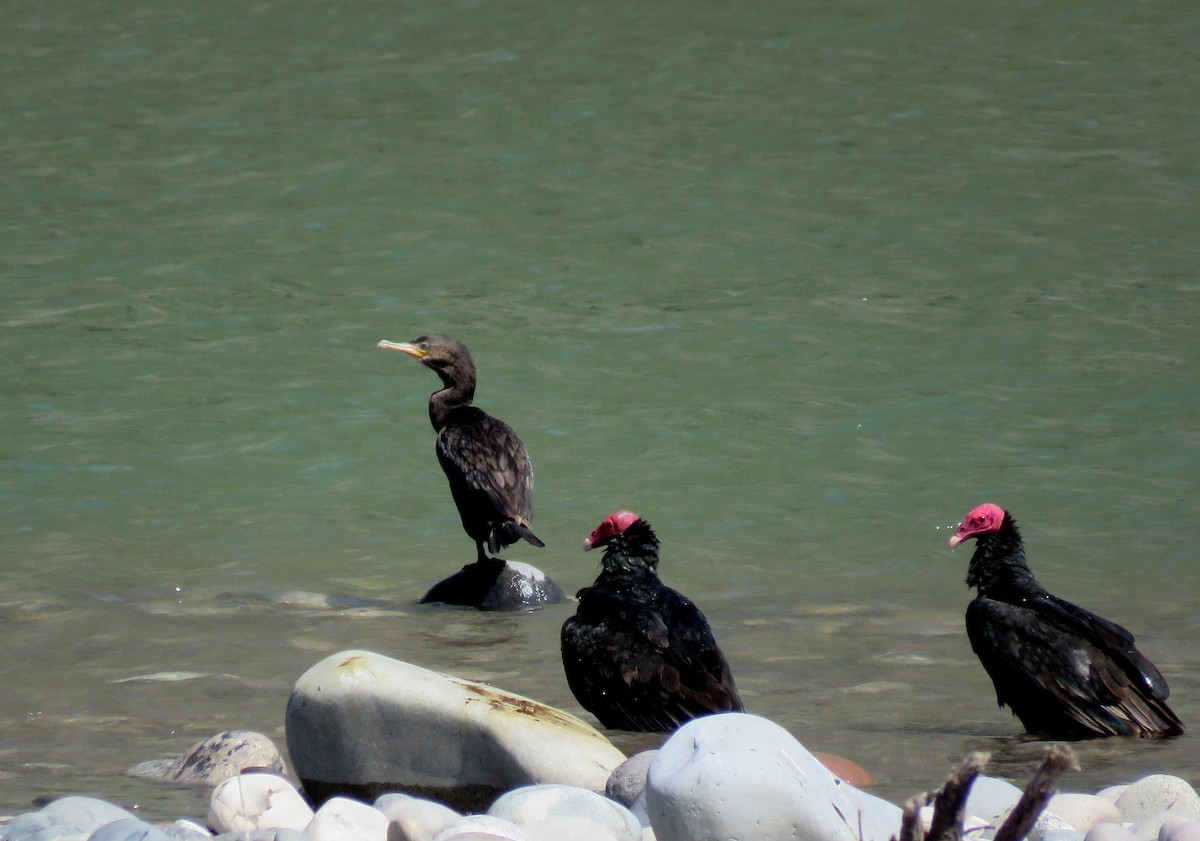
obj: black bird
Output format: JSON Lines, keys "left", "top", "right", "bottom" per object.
{"left": 950, "top": 502, "right": 1183, "bottom": 739}
{"left": 561, "top": 511, "right": 744, "bottom": 731}
{"left": 378, "top": 334, "right": 562, "bottom": 609}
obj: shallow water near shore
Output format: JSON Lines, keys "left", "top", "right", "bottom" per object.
{"left": 2, "top": 0, "right": 1199, "bottom": 821}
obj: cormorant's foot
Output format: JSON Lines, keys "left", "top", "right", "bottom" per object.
{"left": 419, "top": 559, "right": 565, "bottom": 611}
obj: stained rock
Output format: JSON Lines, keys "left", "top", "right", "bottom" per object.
{"left": 644, "top": 713, "right": 901, "bottom": 841}
{"left": 286, "top": 650, "right": 625, "bottom": 810}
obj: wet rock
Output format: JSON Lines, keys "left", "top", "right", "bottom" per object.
{"left": 375, "top": 793, "right": 462, "bottom": 841}
{"left": 208, "top": 773, "right": 314, "bottom": 834}
{"left": 129, "top": 731, "right": 285, "bottom": 785}
{"left": 420, "top": 560, "right": 565, "bottom": 611}
{"left": 605, "top": 752, "right": 657, "bottom": 807}
{"left": 305, "top": 796, "right": 388, "bottom": 841}
{"left": 488, "top": 785, "right": 641, "bottom": 841}
{"left": 285, "top": 650, "right": 625, "bottom": 810}
{"left": 644, "top": 713, "right": 900, "bottom": 841}
{"left": 210, "top": 831, "right": 310, "bottom": 841}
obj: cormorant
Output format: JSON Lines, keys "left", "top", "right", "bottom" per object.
{"left": 378, "top": 334, "right": 563, "bottom": 609}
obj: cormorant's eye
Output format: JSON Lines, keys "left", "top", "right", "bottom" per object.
{"left": 419, "top": 343, "right": 428, "bottom": 350}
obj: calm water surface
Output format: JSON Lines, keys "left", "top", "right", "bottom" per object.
{"left": 2, "top": 0, "right": 1199, "bottom": 820}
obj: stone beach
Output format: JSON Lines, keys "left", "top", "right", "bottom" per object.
{"left": 2, "top": 650, "right": 1196, "bottom": 841}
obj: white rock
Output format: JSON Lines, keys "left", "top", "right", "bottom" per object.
{"left": 488, "top": 784, "right": 640, "bottom": 841}
{"left": 1163, "top": 820, "right": 1200, "bottom": 841}
{"left": 376, "top": 793, "right": 462, "bottom": 841}
{"left": 431, "top": 815, "right": 533, "bottom": 841}
{"left": 965, "top": 775, "right": 1024, "bottom": 823}
{"left": 208, "top": 773, "right": 315, "bottom": 833}
{"left": 169, "top": 818, "right": 213, "bottom": 838}
{"left": 1132, "top": 811, "right": 1200, "bottom": 841}
{"left": 38, "top": 796, "right": 139, "bottom": 835}
{"left": 1049, "top": 794, "right": 1125, "bottom": 835}
{"left": 1031, "top": 812, "right": 1080, "bottom": 841}
{"left": 1098, "top": 786, "right": 1131, "bottom": 804}
{"left": 1086, "top": 823, "right": 1140, "bottom": 841}
{"left": 607, "top": 752, "right": 657, "bottom": 807}
{"left": 286, "top": 651, "right": 626, "bottom": 803}
{"left": 523, "top": 816, "right": 625, "bottom": 841}
{"left": 644, "top": 713, "right": 901, "bottom": 841}
{"left": 1116, "top": 776, "right": 1200, "bottom": 824}
{"left": 1160, "top": 816, "right": 1200, "bottom": 841}
{"left": 305, "top": 796, "right": 388, "bottom": 841}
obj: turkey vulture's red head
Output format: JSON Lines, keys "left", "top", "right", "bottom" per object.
{"left": 583, "top": 510, "right": 642, "bottom": 552}
{"left": 949, "top": 503, "right": 1006, "bottom": 548}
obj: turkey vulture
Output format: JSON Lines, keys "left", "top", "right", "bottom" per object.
{"left": 950, "top": 502, "right": 1183, "bottom": 738}
{"left": 561, "top": 511, "right": 744, "bottom": 731}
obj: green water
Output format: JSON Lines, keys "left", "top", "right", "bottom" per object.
{"left": 2, "top": 0, "right": 1198, "bottom": 819}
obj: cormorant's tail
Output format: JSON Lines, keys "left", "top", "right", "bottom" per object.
{"left": 489, "top": 521, "right": 545, "bottom": 554}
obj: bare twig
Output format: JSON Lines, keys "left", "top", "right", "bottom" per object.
{"left": 993, "top": 745, "right": 1080, "bottom": 841}
{"left": 927, "top": 752, "right": 992, "bottom": 841}
{"left": 898, "top": 794, "right": 927, "bottom": 841}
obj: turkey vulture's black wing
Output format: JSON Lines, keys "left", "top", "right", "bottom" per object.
{"left": 967, "top": 595, "right": 1182, "bottom": 737}
{"left": 561, "top": 584, "right": 742, "bottom": 732}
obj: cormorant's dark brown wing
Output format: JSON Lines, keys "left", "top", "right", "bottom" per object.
{"left": 561, "top": 584, "right": 743, "bottom": 732}
{"left": 966, "top": 595, "right": 1183, "bottom": 738}
{"left": 435, "top": 407, "right": 538, "bottom": 550}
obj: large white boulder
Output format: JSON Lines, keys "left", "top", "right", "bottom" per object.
{"left": 644, "top": 713, "right": 901, "bottom": 841}
{"left": 286, "top": 650, "right": 626, "bottom": 808}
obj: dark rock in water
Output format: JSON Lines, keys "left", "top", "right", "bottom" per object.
{"left": 126, "top": 730, "right": 285, "bottom": 785}
{"left": 420, "top": 558, "right": 565, "bottom": 610}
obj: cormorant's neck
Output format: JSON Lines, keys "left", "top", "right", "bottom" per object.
{"left": 427, "top": 364, "right": 476, "bottom": 430}
{"left": 967, "top": 514, "right": 1045, "bottom": 597}
{"left": 599, "top": 520, "right": 661, "bottom": 581}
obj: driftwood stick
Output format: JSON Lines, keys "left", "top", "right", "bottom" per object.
{"left": 898, "top": 794, "right": 928, "bottom": 841}
{"left": 993, "top": 744, "right": 1081, "bottom": 841}
{"left": 926, "top": 752, "right": 992, "bottom": 841}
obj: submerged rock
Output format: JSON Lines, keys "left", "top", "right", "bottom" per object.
{"left": 285, "top": 650, "right": 626, "bottom": 810}
{"left": 128, "top": 731, "right": 285, "bottom": 785}
{"left": 421, "top": 559, "right": 565, "bottom": 611}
